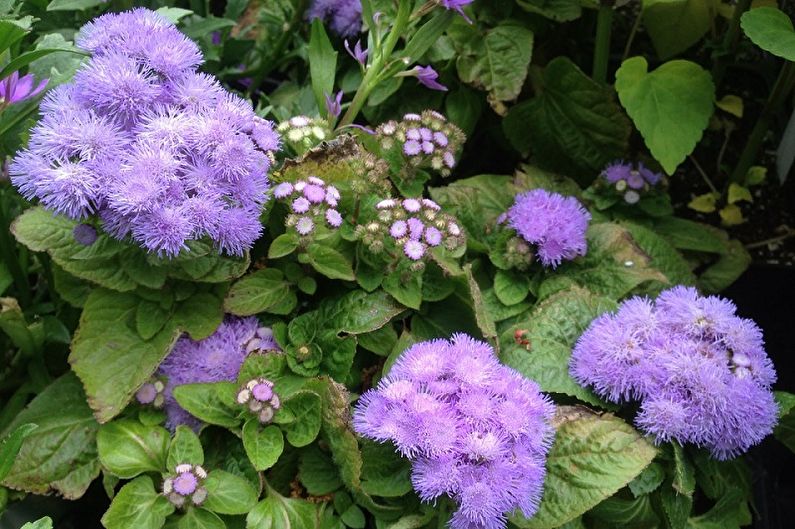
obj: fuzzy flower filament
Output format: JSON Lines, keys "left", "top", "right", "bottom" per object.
{"left": 501, "top": 189, "right": 591, "bottom": 269}
{"left": 10, "top": 8, "right": 279, "bottom": 257}
{"left": 354, "top": 334, "right": 555, "bottom": 529}
{"left": 570, "top": 286, "right": 778, "bottom": 459}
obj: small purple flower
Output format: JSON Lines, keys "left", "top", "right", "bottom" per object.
{"left": 404, "top": 240, "right": 426, "bottom": 260}
{"left": 407, "top": 217, "right": 424, "bottom": 240}
{"left": 390, "top": 220, "right": 408, "bottom": 239}
{"left": 403, "top": 199, "right": 421, "bottom": 213}
{"left": 438, "top": 0, "right": 474, "bottom": 20}
{"left": 404, "top": 140, "right": 422, "bottom": 156}
{"left": 73, "top": 223, "right": 98, "bottom": 245}
{"left": 303, "top": 184, "right": 326, "bottom": 203}
{"left": 433, "top": 132, "right": 448, "bottom": 147}
{"left": 237, "top": 378, "right": 281, "bottom": 424}
{"left": 274, "top": 182, "right": 294, "bottom": 199}
{"left": 412, "top": 66, "right": 447, "bottom": 92}
{"left": 307, "top": 0, "right": 362, "bottom": 37}
{"left": 0, "top": 72, "right": 48, "bottom": 108}
{"left": 163, "top": 464, "right": 208, "bottom": 508}
{"left": 570, "top": 287, "right": 778, "bottom": 459}
{"left": 424, "top": 227, "right": 442, "bottom": 247}
{"left": 504, "top": 189, "right": 591, "bottom": 268}
{"left": 292, "top": 197, "right": 310, "bottom": 213}
{"left": 326, "top": 209, "right": 343, "bottom": 228}
{"left": 296, "top": 216, "right": 315, "bottom": 235}
{"left": 344, "top": 39, "right": 368, "bottom": 66}
{"left": 325, "top": 91, "right": 343, "bottom": 119}
{"left": 354, "top": 334, "right": 555, "bottom": 529}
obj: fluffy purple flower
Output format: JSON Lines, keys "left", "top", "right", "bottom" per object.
{"left": 354, "top": 334, "right": 555, "bottom": 529}
{"left": 504, "top": 189, "right": 591, "bottom": 268}
{"left": 274, "top": 175, "right": 344, "bottom": 236}
{"left": 307, "top": 0, "right": 362, "bottom": 37}
{"left": 10, "top": 9, "right": 279, "bottom": 257}
{"left": 412, "top": 66, "right": 448, "bottom": 92}
{"left": 403, "top": 240, "right": 425, "bottom": 260}
{"left": 158, "top": 316, "right": 276, "bottom": 431}
{"left": 0, "top": 71, "right": 48, "bottom": 108}
{"left": 570, "top": 286, "right": 778, "bottom": 459}
{"left": 326, "top": 209, "right": 343, "bottom": 228}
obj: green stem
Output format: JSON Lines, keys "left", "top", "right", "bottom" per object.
{"left": 436, "top": 497, "right": 450, "bottom": 529}
{"left": 712, "top": 0, "right": 752, "bottom": 86}
{"left": 622, "top": 8, "right": 643, "bottom": 61}
{"left": 338, "top": 0, "right": 412, "bottom": 127}
{"left": 0, "top": 193, "right": 31, "bottom": 307}
{"left": 730, "top": 60, "right": 795, "bottom": 183}
{"left": 593, "top": 4, "right": 614, "bottom": 84}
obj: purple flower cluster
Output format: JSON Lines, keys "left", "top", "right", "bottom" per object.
{"left": 10, "top": 9, "right": 279, "bottom": 256}
{"left": 502, "top": 189, "right": 591, "bottom": 268}
{"left": 375, "top": 110, "right": 465, "bottom": 177}
{"left": 354, "top": 334, "right": 555, "bottom": 529}
{"left": 273, "top": 176, "right": 343, "bottom": 237}
{"left": 601, "top": 161, "right": 662, "bottom": 205}
{"left": 355, "top": 197, "right": 465, "bottom": 266}
{"left": 307, "top": 0, "right": 362, "bottom": 37}
{"left": 156, "top": 316, "right": 280, "bottom": 431}
{"left": 0, "top": 71, "right": 48, "bottom": 110}
{"left": 163, "top": 463, "right": 208, "bottom": 508}
{"left": 237, "top": 378, "right": 281, "bottom": 424}
{"left": 570, "top": 286, "right": 778, "bottom": 459}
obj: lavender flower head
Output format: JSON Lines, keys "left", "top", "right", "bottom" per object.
{"left": 163, "top": 463, "right": 208, "bottom": 508}
{"left": 354, "top": 334, "right": 555, "bottom": 529}
{"left": 307, "top": 0, "right": 362, "bottom": 37}
{"left": 375, "top": 110, "right": 465, "bottom": 178}
{"left": 570, "top": 286, "right": 778, "bottom": 459}
{"left": 503, "top": 189, "right": 591, "bottom": 268}
{"left": 156, "top": 316, "right": 280, "bottom": 431}
{"left": 10, "top": 8, "right": 280, "bottom": 257}
{"left": 600, "top": 161, "right": 662, "bottom": 205}
{"left": 274, "top": 176, "right": 343, "bottom": 237}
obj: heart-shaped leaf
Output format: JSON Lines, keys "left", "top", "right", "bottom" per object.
{"left": 741, "top": 7, "right": 795, "bottom": 61}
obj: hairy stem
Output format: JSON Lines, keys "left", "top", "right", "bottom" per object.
{"left": 593, "top": 4, "right": 614, "bottom": 84}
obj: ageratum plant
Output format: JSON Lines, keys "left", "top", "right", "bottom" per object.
{"left": 1, "top": 2, "right": 793, "bottom": 529}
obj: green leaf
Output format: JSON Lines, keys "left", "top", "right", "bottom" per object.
{"left": 20, "top": 517, "right": 53, "bottom": 529}
{"left": 719, "top": 204, "right": 745, "bottom": 226}
{"left": 727, "top": 183, "right": 753, "bottom": 204}
{"left": 97, "top": 419, "right": 170, "bottom": 478}
{"left": 615, "top": 57, "right": 715, "bottom": 175}
{"left": 642, "top": 0, "right": 717, "bottom": 59}
{"left": 166, "top": 508, "right": 225, "bottom": 529}
{"left": 403, "top": 11, "right": 455, "bottom": 62}
{"left": 299, "top": 446, "right": 342, "bottom": 496}
{"left": 511, "top": 408, "right": 657, "bottom": 529}
{"left": 360, "top": 441, "right": 412, "bottom": 498}
{"left": 697, "top": 239, "right": 751, "bottom": 293}
{"left": 173, "top": 383, "right": 240, "bottom": 429}
{"left": 590, "top": 494, "right": 660, "bottom": 527}
{"left": 493, "top": 269, "right": 531, "bottom": 305}
{"left": 0, "top": 297, "right": 37, "bottom": 355}
{"left": 504, "top": 57, "right": 631, "bottom": 176}
{"left": 620, "top": 222, "right": 696, "bottom": 288}
{"left": 456, "top": 23, "right": 534, "bottom": 101}
{"left": 538, "top": 223, "right": 668, "bottom": 300}
{"left": 0, "top": 424, "right": 38, "bottom": 482}
{"left": 268, "top": 233, "right": 300, "bottom": 259}
{"left": 242, "top": 420, "right": 284, "bottom": 471}
{"left": 309, "top": 18, "right": 338, "bottom": 117}
{"left": 687, "top": 192, "right": 719, "bottom": 213}
{"left": 69, "top": 289, "right": 180, "bottom": 423}
{"left": 462, "top": 264, "right": 497, "bottom": 344}
{"left": 280, "top": 391, "right": 322, "bottom": 447}
{"left": 156, "top": 7, "right": 194, "bottom": 24}
{"left": 661, "top": 485, "right": 692, "bottom": 529}
{"left": 627, "top": 462, "right": 665, "bottom": 497}
{"left": 168, "top": 426, "right": 204, "bottom": 470}
{"left": 774, "top": 391, "right": 795, "bottom": 452}
{"left": 246, "top": 490, "right": 324, "bottom": 529}
{"left": 320, "top": 289, "right": 404, "bottom": 335}
{"left": 652, "top": 217, "right": 725, "bottom": 253}
{"left": 671, "top": 442, "right": 695, "bottom": 497}
{"left": 101, "top": 476, "right": 175, "bottom": 529}
{"left": 1, "top": 373, "right": 100, "bottom": 499}
{"left": 686, "top": 488, "right": 751, "bottom": 529}
{"left": 382, "top": 264, "right": 424, "bottom": 309}
{"left": 306, "top": 244, "right": 355, "bottom": 281}
{"left": 202, "top": 470, "right": 259, "bottom": 515}
{"left": 516, "top": 0, "right": 583, "bottom": 21}
{"left": 224, "top": 269, "right": 297, "bottom": 316}
{"left": 741, "top": 6, "right": 795, "bottom": 61}
{"left": 500, "top": 287, "right": 615, "bottom": 407}
{"left": 47, "top": 0, "right": 107, "bottom": 11}
{"left": 0, "top": 47, "right": 88, "bottom": 82}
{"left": 181, "top": 16, "right": 237, "bottom": 40}
{"left": 0, "top": 18, "right": 31, "bottom": 54}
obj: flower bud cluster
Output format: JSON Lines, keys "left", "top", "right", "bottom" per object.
{"left": 503, "top": 236, "right": 535, "bottom": 271}
{"left": 348, "top": 151, "right": 391, "bottom": 195}
{"left": 237, "top": 378, "right": 281, "bottom": 424}
{"left": 273, "top": 176, "right": 343, "bottom": 237}
{"left": 355, "top": 197, "right": 465, "bottom": 266}
{"left": 375, "top": 110, "right": 465, "bottom": 177}
{"left": 135, "top": 377, "right": 166, "bottom": 408}
{"left": 277, "top": 116, "right": 330, "bottom": 153}
{"left": 162, "top": 463, "right": 208, "bottom": 508}
{"left": 599, "top": 161, "right": 662, "bottom": 205}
